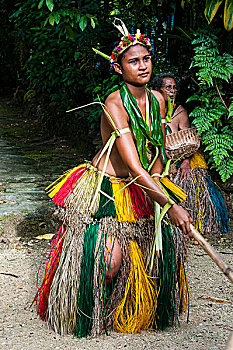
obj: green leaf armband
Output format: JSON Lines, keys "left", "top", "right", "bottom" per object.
{"left": 158, "top": 197, "right": 175, "bottom": 224}
{"left": 164, "top": 197, "right": 175, "bottom": 209}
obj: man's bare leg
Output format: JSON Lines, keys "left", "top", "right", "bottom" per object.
{"left": 105, "top": 235, "right": 122, "bottom": 285}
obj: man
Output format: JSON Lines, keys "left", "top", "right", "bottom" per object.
{"left": 33, "top": 22, "right": 192, "bottom": 338}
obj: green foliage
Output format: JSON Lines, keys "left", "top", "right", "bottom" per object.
{"left": 229, "top": 99, "right": 233, "bottom": 118}
{"left": 0, "top": 0, "right": 20, "bottom": 90}
{"left": 188, "top": 90, "right": 227, "bottom": 132}
{"left": 203, "top": 126, "right": 233, "bottom": 159}
{"left": 204, "top": 0, "right": 233, "bottom": 31}
{"left": 40, "top": 0, "right": 98, "bottom": 37}
{"left": 190, "top": 33, "right": 233, "bottom": 86}
{"left": 182, "top": 0, "right": 233, "bottom": 31}
{"left": 188, "top": 32, "right": 233, "bottom": 181}
{"left": 204, "top": 0, "right": 223, "bottom": 24}
{"left": 216, "top": 157, "right": 233, "bottom": 182}
{"left": 85, "top": 74, "right": 122, "bottom": 129}
{"left": 10, "top": 0, "right": 100, "bottom": 111}
{"left": 6, "top": 0, "right": 232, "bottom": 152}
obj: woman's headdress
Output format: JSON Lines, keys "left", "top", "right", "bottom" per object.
{"left": 92, "top": 18, "right": 152, "bottom": 65}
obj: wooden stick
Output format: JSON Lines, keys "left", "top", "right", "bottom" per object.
{"left": 190, "top": 224, "right": 233, "bottom": 284}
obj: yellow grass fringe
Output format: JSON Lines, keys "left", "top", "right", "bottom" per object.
{"left": 190, "top": 153, "right": 208, "bottom": 170}
{"left": 112, "top": 182, "right": 137, "bottom": 223}
{"left": 160, "top": 177, "right": 187, "bottom": 203}
{"left": 179, "top": 255, "right": 189, "bottom": 311}
{"left": 45, "top": 164, "right": 86, "bottom": 199}
{"left": 113, "top": 240, "right": 158, "bottom": 333}
{"left": 192, "top": 175, "right": 204, "bottom": 233}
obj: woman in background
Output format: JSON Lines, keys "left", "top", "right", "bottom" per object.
{"left": 153, "top": 73, "right": 229, "bottom": 235}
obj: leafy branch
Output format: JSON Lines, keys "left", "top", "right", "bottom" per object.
{"left": 37, "top": 0, "right": 97, "bottom": 39}
{"left": 188, "top": 32, "right": 233, "bottom": 181}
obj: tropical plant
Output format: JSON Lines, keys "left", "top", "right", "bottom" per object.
{"left": 7, "top": 0, "right": 232, "bottom": 148}
{"left": 182, "top": 0, "right": 233, "bottom": 31}
{"left": 187, "top": 32, "right": 233, "bottom": 182}
{"left": 36, "top": 0, "right": 98, "bottom": 38}
{"left": 85, "top": 73, "right": 122, "bottom": 129}
{"left": 0, "top": 0, "right": 20, "bottom": 90}
{"left": 205, "top": 0, "right": 233, "bottom": 31}
{"left": 10, "top": 0, "right": 99, "bottom": 109}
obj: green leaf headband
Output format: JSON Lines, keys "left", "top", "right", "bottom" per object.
{"left": 92, "top": 18, "right": 152, "bottom": 65}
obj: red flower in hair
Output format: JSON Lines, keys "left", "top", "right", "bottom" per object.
{"left": 128, "top": 34, "right": 133, "bottom": 42}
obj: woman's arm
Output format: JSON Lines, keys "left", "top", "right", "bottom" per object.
{"left": 177, "top": 107, "right": 192, "bottom": 179}
{"left": 178, "top": 107, "right": 190, "bottom": 130}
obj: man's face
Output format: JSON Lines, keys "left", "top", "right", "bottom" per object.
{"left": 161, "top": 77, "right": 177, "bottom": 103}
{"left": 114, "top": 44, "right": 152, "bottom": 86}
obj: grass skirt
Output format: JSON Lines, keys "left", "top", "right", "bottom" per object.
{"left": 32, "top": 163, "right": 189, "bottom": 337}
{"left": 170, "top": 153, "right": 229, "bottom": 235}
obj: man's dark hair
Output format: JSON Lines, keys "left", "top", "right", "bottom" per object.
{"left": 152, "top": 73, "right": 177, "bottom": 92}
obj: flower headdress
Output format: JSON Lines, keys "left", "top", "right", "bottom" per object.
{"left": 92, "top": 18, "right": 152, "bottom": 65}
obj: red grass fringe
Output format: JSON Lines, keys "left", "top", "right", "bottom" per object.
{"left": 52, "top": 167, "right": 87, "bottom": 206}
{"left": 128, "top": 183, "right": 154, "bottom": 217}
{"left": 31, "top": 224, "right": 66, "bottom": 321}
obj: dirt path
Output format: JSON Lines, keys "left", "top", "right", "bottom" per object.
{"left": 0, "top": 98, "right": 232, "bottom": 349}
{"left": 0, "top": 235, "right": 232, "bottom": 350}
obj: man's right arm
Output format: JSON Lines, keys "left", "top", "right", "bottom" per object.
{"left": 104, "top": 94, "right": 193, "bottom": 236}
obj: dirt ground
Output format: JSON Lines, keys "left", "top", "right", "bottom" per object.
{"left": 0, "top": 98, "right": 232, "bottom": 349}
{"left": 0, "top": 214, "right": 232, "bottom": 350}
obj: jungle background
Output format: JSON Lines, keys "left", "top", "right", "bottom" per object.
{"left": 0, "top": 2, "right": 233, "bottom": 349}
{"left": 1, "top": 0, "right": 233, "bottom": 182}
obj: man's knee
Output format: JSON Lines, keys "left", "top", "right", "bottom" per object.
{"left": 105, "top": 236, "right": 122, "bottom": 281}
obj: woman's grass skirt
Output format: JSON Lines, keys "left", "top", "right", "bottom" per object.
{"left": 171, "top": 153, "right": 229, "bottom": 235}
{"left": 32, "top": 163, "right": 189, "bottom": 337}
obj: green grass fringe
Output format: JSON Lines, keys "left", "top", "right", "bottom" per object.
{"left": 74, "top": 223, "right": 99, "bottom": 338}
{"left": 93, "top": 177, "right": 116, "bottom": 219}
{"left": 156, "top": 225, "right": 178, "bottom": 329}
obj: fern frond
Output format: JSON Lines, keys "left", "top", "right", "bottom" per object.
{"left": 189, "top": 31, "right": 233, "bottom": 181}
{"left": 186, "top": 95, "right": 209, "bottom": 103}
{"left": 218, "top": 157, "right": 233, "bottom": 182}
{"left": 203, "top": 129, "right": 233, "bottom": 169}
{"left": 191, "top": 112, "right": 213, "bottom": 134}
{"left": 229, "top": 99, "right": 233, "bottom": 118}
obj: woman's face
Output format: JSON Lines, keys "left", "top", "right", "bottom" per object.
{"left": 113, "top": 44, "right": 152, "bottom": 86}
{"left": 161, "top": 77, "right": 177, "bottom": 103}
